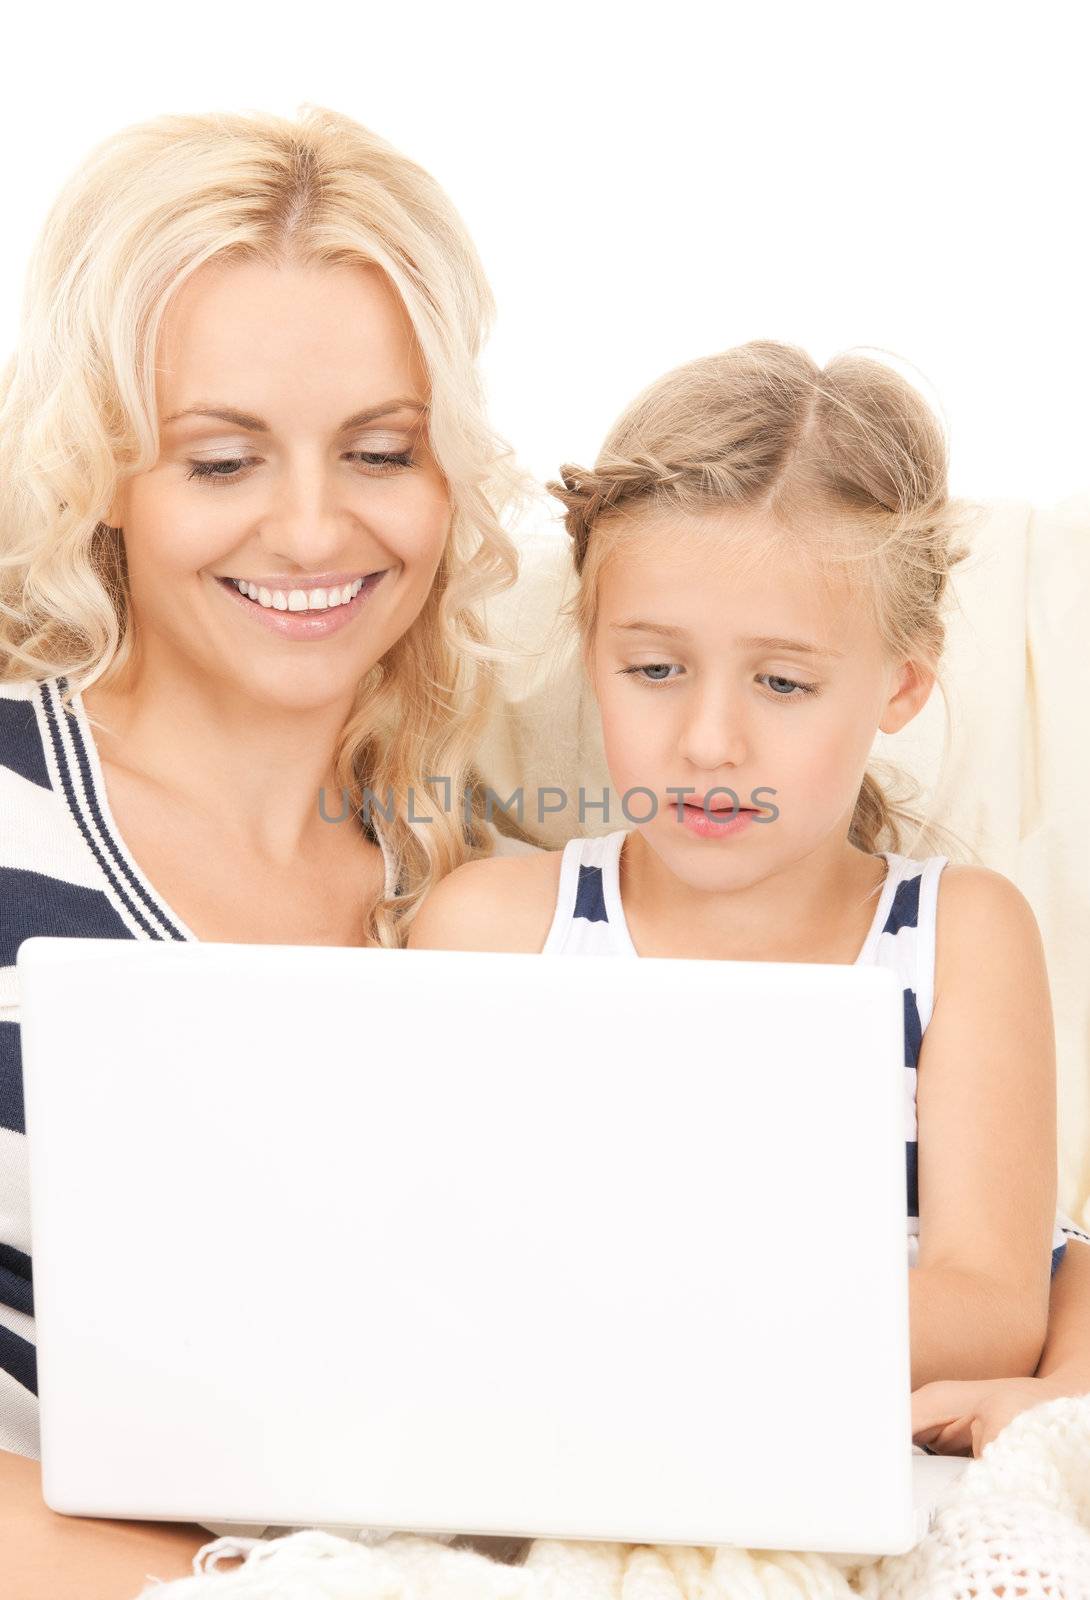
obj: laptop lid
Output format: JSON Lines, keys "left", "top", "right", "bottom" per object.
{"left": 19, "top": 936, "right": 919, "bottom": 1554}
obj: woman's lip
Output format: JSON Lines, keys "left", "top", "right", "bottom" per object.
{"left": 216, "top": 570, "right": 381, "bottom": 588}
{"left": 213, "top": 570, "right": 388, "bottom": 639}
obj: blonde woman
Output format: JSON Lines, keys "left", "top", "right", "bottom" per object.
{"left": 0, "top": 105, "right": 531, "bottom": 1587}
{"left": 411, "top": 345, "right": 1090, "bottom": 1456}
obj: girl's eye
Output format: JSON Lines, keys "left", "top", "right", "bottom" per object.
{"left": 620, "top": 663, "right": 682, "bottom": 683}
{"left": 185, "top": 450, "right": 414, "bottom": 486}
{"left": 759, "top": 674, "right": 818, "bottom": 699}
{"left": 618, "top": 665, "right": 819, "bottom": 699}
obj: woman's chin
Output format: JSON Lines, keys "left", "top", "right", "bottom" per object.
{"left": 208, "top": 660, "right": 378, "bottom": 718}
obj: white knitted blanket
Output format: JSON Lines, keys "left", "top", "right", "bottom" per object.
{"left": 139, "top": 1395, "right": 1090, "bottom": 1600}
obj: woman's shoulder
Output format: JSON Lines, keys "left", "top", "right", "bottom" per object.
{"left": 0, "top": 678, "right": 54, "bottom": 785}
{"left": 0, "top": 677, "right": 67, "bottom": 819}
{"left": 0, "top": 676, "right": 55, "bottom": 704}
{"left": 407, "top": 847, "right": 564, "bottom": 954}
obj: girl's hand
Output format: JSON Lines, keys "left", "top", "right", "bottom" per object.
{"left": 911, "top": 1375, "right": 1070, "bottom": 1457}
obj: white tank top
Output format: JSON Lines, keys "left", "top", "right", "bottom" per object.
{"left": 541, "top": 828, "right": 1084, "bottom": 1273}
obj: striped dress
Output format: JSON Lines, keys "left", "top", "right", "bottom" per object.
{"left": 0, "top": 674, "right": 399, "bottom": 1458}
{"left": 541, "top": 827, "right": 1089, "bottom": 1274}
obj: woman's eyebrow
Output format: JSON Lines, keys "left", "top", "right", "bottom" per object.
{"left": 610, "top": 622, "right": 844, "bottom": 659}
{"left": 161, "top": 398, "right": 427, "bottom": 431}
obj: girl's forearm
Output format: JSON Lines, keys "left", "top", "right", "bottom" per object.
{"left": 908, "top": 1264, "right": 1048, "bottom": 1390}
{"left": 1034, "top": 1238, "right": 1090, "bottom": 1392}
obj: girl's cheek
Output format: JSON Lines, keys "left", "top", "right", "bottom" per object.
{"left": 602, "top": 709, "right": 660, "bottom": 785}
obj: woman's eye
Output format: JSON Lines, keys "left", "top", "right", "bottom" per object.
{"left": 186, "top": 457, "right": 254, "bottom": 483}
{"left": 347, "top": 450, "right": 414, "bottom": 474}
{"left": 185, "top": 450, "right": 414, "bottom": 486}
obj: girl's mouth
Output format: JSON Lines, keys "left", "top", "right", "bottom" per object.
{"left": 675, "top": 800, "right": 757, "bottom": 840}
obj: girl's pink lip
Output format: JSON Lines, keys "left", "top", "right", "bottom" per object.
{"left": 673, "top": 801, "right": 757, "bottom": 839}
{"left": 684, "top": 802, "right": 756, "bottom": 811}
{"left": 213, "top": 570, "right": 388, "bottom": 640}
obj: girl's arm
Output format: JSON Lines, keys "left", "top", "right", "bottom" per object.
{"left": 911, "top": 1237, "right": 1090, "bottom": 1455}
{"left": 908, "top": 866, "right": 1057, "bottom": 1391}
{"left": 406, "top": 853, "right": 560, "bottom": 953}
{"left": 1033, "top": 1234, "right": 1090, "bottom": 1389}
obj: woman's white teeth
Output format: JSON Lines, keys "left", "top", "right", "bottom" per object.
{"left": 234, "top": 577, "right": 365, "bottom": 610}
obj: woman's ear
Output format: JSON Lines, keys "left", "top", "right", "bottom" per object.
{"left": 879, "top": 657, "right": 937, "bottom": 736}
{"left": 104, "top": 483, "right": 125, "bottom": 530}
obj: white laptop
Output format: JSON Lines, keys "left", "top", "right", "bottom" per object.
{"left": 17, "top": 936, "right": 968, "bottom": 1557}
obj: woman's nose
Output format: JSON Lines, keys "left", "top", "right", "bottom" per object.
{"left": 258, "top": 462, "right": 357, "bottom": 570}
{"left": 678, "top": 686, "right": 749, "bottom": 773}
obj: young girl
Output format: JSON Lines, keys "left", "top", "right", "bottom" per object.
{"left": 409, "top": 340, "right": 1090, "bottom": 1451}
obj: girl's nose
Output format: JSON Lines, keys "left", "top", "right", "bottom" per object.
{"left": 678, "top": 688, "right": 750, "bottom": 773}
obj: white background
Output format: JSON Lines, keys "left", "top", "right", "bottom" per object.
{"left": 3, "top": 1, "right": 1086, "bottom": 515}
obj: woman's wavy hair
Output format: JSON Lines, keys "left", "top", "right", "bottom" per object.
{"left": 548, "top": 341, "right": 979, "bottom": 860}
{"left": 0, "top": 104, "right": 532, "bottom": 944}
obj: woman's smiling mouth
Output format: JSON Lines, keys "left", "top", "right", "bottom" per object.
{"left": 213, "top": 568, "right": 389, "bottom": 638}
{"left": 231, "top": 575, "right": 363, "bottom": 611}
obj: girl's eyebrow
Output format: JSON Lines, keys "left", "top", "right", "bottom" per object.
{"left": 161, "top": 398, "right": 426, "bottom": 432}
{"left": 609, "top": 621, "right": 844, "bottom": 659}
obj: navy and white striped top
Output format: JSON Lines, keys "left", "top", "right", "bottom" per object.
{"left": 542, "top": 828, "right": 1089, "bottom": 1275}
{"left": 0, "top": 674, "right": 397, "bottom": 1459}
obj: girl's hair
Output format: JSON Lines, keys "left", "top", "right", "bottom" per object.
{"left": 0, "top": 104, "right": 530, "bottom": 944}
{"left": 547, "top": 340, "right": 977, "bottom": 860}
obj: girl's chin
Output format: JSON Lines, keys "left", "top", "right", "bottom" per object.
{"left": 632, "top": 820, "right": 765, "bottom": 881}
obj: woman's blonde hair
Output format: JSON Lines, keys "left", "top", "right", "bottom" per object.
{"left": 548, "top": 341, "right": 977, "bottom": 859}
{"left": 0, "top": 104, "right": 530, "bottom": 943}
